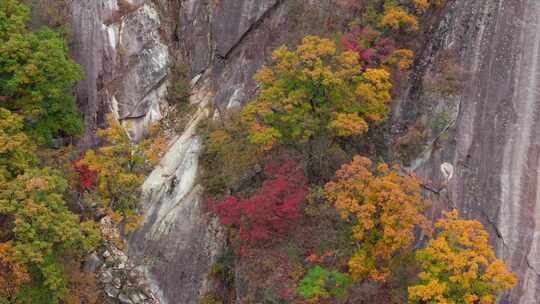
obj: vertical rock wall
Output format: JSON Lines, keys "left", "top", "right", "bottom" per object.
{"left": 71, "top": 0, "right": 169, "bottom": 144}
{"left": 399, "top": 1, "right": 540, "bottom": 302}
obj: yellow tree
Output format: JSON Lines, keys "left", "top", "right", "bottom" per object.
{"left": 0, "top": 108, "right": 35, "bottom": 180}
{"left": 408, "top": 210, "right": 517, "bottom": 304}
{"left": 358, "top": 0, "right": 447, "bottom": 33}
{"left": 324, "top": 155, "right": 430, "bottom": 282}
{"left": 77, "top": 115, "right": 165, "bottom": 233}
{"left": 241, "top": 35, "right": 392, "bottom": 151}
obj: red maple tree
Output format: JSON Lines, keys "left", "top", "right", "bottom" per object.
{"left": 341, "top": 26, "right": 395, "bottom": 67}
{"left": 73, "top": 161, "right": 98, "bottom": 192}
{"left": 211, "top": 160, "right": 307, "bottom": 245}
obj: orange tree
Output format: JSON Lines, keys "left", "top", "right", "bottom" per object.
{"left": 241, "top": 35, "right": 392, "bottom": 152}
{"left": 323, "top": 155, "right": 430, "bottom": 282}
{"left": 408, "top": 210, "right": 517, "bottom": 304}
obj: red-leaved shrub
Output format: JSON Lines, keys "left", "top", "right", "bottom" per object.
{"left": 211, "top": 160, "right": 307, "bottom": 245}
{"left": 341, "top": 26, "right": 395, "bottom": 67}
{"left": 73, "top": 161, "right": 98, "bottom": 192}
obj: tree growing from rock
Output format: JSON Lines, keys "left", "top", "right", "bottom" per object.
{"left": 408, "top": 210, "right": 517, "bottom": 304}
{"left": 77, "top": 115, "right": 165, "bottom": 233}
{"left": 241, "top": 35, "right": 392, "bottom": 151}
{"left": 324, "top": 156, "right": 430, "bottom": 282}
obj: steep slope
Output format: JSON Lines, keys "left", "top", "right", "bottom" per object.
{"left": 399, "top": 0, "right": 540, "bottom": 302}
{"left": 72, "top": 0, "right": 168, "bottom": 145}
{"left": 92, "top": 1, "right": 355, "bottom": 303}
{"left": 68, "top": 0, "right": 540, "bottom": 303}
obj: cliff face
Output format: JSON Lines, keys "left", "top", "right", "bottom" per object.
{"left": 71, "top": 0, "right": 168, "bottom": 144}
{"left": 128, "top": 2, "right": 355, "bottom": 303}
{"left": 70, "top": 1, "right": 354, "bottom": 303}
{"left": 69, "top": 0, "right": 540, "bottom": 303}
{"left": 400, "top": 0, "right": 540, "bottom": 302}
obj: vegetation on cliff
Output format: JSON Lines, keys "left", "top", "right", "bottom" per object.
{"left": 0, "top": 0, "right": 519, "bottom": 303}
{"left": 0, "top": 1, "right": 164, "bottom": 302}
{"left": 200, "top": 0, "right": 516, "bottom": 303}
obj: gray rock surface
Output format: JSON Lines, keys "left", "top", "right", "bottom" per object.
{"left": 127, "top": 1, "right": 354, "bottom": 303}
{"left": 72, "top": 0, "right": 169, "bottom": 143}
{"left": 395, "top": 1, "right": 540, "bottom": 302}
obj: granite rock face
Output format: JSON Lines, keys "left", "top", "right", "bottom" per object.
{"left": 71, "top": 0, "right": 169, "bottom": 143}
{"left": 396, "top": 1, "right": 540, "bottom": 302}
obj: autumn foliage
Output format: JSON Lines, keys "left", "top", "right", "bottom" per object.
{"left": 324, "top": 156, "right": 430, "bottom": 282}
{"left": 0, "top": 242, "right": 30, "bottom": 301}
{"left": 341, "top": 26, "right": 395, "bottom": 67}
{"left": 341, "top": 26, "right": 414, "bottom": 71}
{"left": 409, "top": 210, "right": 517, "bottom": 304}
{"left": 241, "top": 35, "right": 392, "bottom": 151}
{"left": 211, "top": 160, "right": 307, "bottom": 246}
{"left": 73, "top": 162, "right": 98, "bottom": 191}
{"left": 77, "top": 115, "right": 165, "bottom": 233}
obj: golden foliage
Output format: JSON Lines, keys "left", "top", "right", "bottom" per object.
{"left": 408, "top": 210, "right": 517, "bottom": 304}
{"left": 412, "top": 0, "right": 445, "bottom": 12}
{"left": 386, "top": 49, "right": 415, "bottom": 71}
{"left": 324, "top": 156, "right": 430, "bottom": 282}
{"left": 0, "top": 241, "right": 30, "bottom": 300}
{"left": 241, "top": 36, "right": 392, "bottom": 151}
{"left": 380, "top": 6, "right": 419, "bottom": 32}
{"left": 78, "top": 114, "right": 165, "bottom": 230}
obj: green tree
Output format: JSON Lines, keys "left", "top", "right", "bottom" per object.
{"left": 0, "top": 0, "right": 83, "bottom": 143}
{"left": 0, "top": 108, "right": 35, "bottom": 180}
{"left": 0, "top": 0, "right": 28, "bottom": 41}
{"left": 297, "top": 266, "right": 350, "bottom": 301}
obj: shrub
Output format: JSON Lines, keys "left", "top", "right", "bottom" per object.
{"left": 200, "top": 111, "right": 264, "bottom": 198}
{"left": 341, "top": 26, "right": 396, "bottom": 68}
{"left": 210, "top": 160, "right": 307, "bottom": 246}
{"left": 297, "top": 266, "right": 350, "bottom": 301}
